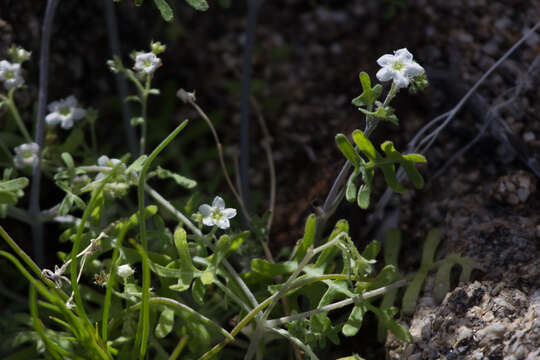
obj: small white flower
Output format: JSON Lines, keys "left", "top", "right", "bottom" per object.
{"left": 117, "top": 264, "right": 135, "bottom": 279}
{"left": 133, "top": 52, "right": 161, "bottom": 74}
{"left": 45, "top": 95, "right": 86, "bottom": 129}
{"left": 13, "top": 142, "right": 39, "bottom": 168}
{"left": 16, "top": 48, "right": 31, "bottom": 62}
{"left": 0, "top": 60, "right": 24, "bottom": 90}
{"left": 376, "top": 48, "right": 424, "bottom": 89}
{"left": 199, "top": 196, "right": 237, "bottom": 230}
{"left": 95, "top": 155, "right": 125, "bottom": 181}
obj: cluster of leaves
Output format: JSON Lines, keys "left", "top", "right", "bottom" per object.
{"left": 247, "top": 216, "right": 412, "bottom": 355}
{"left": 376, "top": 227, "right": 480, "bottom": 344}
{"left": 119, "top": 0, "right": 233, "bottom": 22}
{"left": 336, "top": 72, "right": 427, "bottom": 210}
{"left": 336, "top": 130, "right": 426, "bottom": 209}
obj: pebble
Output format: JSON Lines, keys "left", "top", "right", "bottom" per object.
{"left": 477, "top": 322, "right": 507, "bottom": 345}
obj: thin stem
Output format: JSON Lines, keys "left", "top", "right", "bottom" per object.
{"left": 69, "top": 161, "right": 126, "bottom": 327}
{"left": 188, "top": 100, "right": 251, "bottom": 222}
{"left": 265, "top": 279, "right": 407, "bottom": 327}
{"left": 6, "top": 89, "right": 32, "bottom": 142}
{"left": 145, "top": 184, "right": 259, "bottom": 310}
{"left": 135, "top": 120, "right": 188, "bottom": 357}
{"left": 30, "top": 0, "right": 60, "bottom": 267}
{"left": 198, "top": 272, "right": 350, "bottom": 360}
{"left": 0, "top": 225, "right": 45, "bottom": 281}
{"left": 139, "top": 75, "right": 150, "bottom": 156}
{"left": 169, "top": 335, "right": 189, "bottom": 360}
{"left": 102, "top": 221, "right": 132, "bottom": 342}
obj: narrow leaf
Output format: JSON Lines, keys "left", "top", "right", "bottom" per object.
{"left": 153, "top": 0, "right": 174, "bottom": 21}
{"left": 336, "top": 134, "right": 362, "bottom": 167}
{"left": 345, "top": 168, "right": 359, "bottom": 203}
{"left": 352, "top": 130, "right": 377, "bottom": 161}
{"left": 185, "top": 0, "right": 209, "bottom": 11}
{"left": 293, "top": 214, "right": 316, "bottom": 261}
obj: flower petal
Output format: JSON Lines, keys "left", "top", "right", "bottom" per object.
{"left": 212, "top": 196, "right": 225, "bottom": 209}
{"left": 395, "top": 48, "right": 413, "bottom": 62}
{"left": 222, "top": 208, "right": 237, "bottom": 219}
{"left": 61, "top": 118, "right": 74, "bottom": 129}
{"left": 216, "top": 218, "right": 230, "bottom": 229}
{"left": 404, "top": 62, "right": 424, "bottom": 78}
{"left": 376, "top": 67, "right": 394, "bottom": 82}
{"left": 199, "top": 204, "right": 212, "bottom": 216}
{"left": 45, "top": 113, "right": 60, "bottom": 125}
{"left": 393, "top": 73, "right": 410, "bottom": 88}
{"left": 376, "top": 54, "right": 396, "bottom": 67}
{"left": 202, "top": 217, "right": 216, "bottom": 227}
{"left": 64, "top": 95, "right": 78, "bottom": 107}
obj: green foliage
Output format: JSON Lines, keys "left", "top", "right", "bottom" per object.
{"left": 336, "top": 129, "right": 426, "bottom": 209}
{"left": 0, "top": 171, "right": 28, "bottom": 207}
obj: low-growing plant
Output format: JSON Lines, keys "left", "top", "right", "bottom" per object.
{"left": 1, "top": 40, "right": 430, "bottom": 359}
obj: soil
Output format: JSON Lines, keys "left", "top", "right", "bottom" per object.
{"left": 1, "top": 0, "right": 539, "bottom": 359}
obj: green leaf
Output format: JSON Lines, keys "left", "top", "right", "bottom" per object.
{"left": 293, "top": 214, "right": 316, "bottom": 261}
{"left": 0, "top": 177, "right": 29, "bottom": 192}
{"left": 352, "top": 130, "right": 377, "bottom": 161}
{"left": 336, "top": 134, "right": 362, "bottom": 167}
{"left": 361, "top": 240, "right": 380, "bottom": 260}
{"left": 345, "top": 167, "right": 359, "bottom": 203}
{"left": 342, "top": 302, "right": 367, "bottom": 337}
{"left": 185, "top": 0, "right": 208, "bottom": 11}
{"left": 251, "top": 259, "right": 297, "bottom": 277}
{"left": 351, "top": 72, "right": 382, "bottom": 107}
{"left": 155, "top": 308, "right": 174, "bottom": 338}
{"left": 381, "top": 141, "right": 426, "bottom": 189}
{"left": 191, "top": 278, "right": 205, "bottom": 305}
{"left": 357, "top": 167, "right": 373, "bottom": 209}
{"left": 152, "top": 0, "right": 174, "bottom": 22}
{"left": 128, "top": 155, "right": 148, "bottom": 173}
{"left": 153, "top": 166, "right": 197, "bottom": 189}
{"left": 369, "top": 304, "right": 412, "bottom": 343}
{"left": 129, "top": 205, "right": 158, "bottom": 225}
{"left": 170, "top": 227, "right": 195, "bottom": 291}
{"left": 0, "top": 191, "right": 17, "bottom": 205}
{"left": 61, "top": 152, "right": 75, "bottom": 170}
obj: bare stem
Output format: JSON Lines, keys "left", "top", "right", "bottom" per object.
{"left": 29, "top": 0, "right": 60, "bottom": 266}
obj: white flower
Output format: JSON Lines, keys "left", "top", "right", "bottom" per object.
{"left": 133, "top": 52, "right": 161, "bottom": 74}
{"left": 199, "top": 196, "right": 237, "bottom": 230}
{"left": 45, "top": 95, "right": 86, "bottom": 129}
{"left": 95, "top": 155, "right": 125, "bottom": 181}
{"left": 117, "top": 264, "right": 135, "bottom": 279}
{"left": 16, "top": 48, "right": 31, "bottom": 62}
{"left": 0, "top": 60, "right": 24, "bottom": 90}
{"left": 376, "top": 48, "right": 424, "bottom": 89}
{"left": 13, "top": 142, "right": 39, "bottom": 168}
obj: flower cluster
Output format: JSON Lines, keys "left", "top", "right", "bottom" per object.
{"left": 45, "top": 95, "right": 86, "bottom": 129}
{"left": 199, "top": 196, "right": 237, "bottom": 230}
{"left": 376, "top": 48, "right": 424, "bottom": 89}
{"left": 13, "top": 142, "right": 39, "bottom": 168}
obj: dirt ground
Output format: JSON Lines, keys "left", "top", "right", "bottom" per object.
{"left": 1, "top": 0, "right": 539, "bottom": 358}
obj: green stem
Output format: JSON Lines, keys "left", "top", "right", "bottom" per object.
{"left": 169, "top": 335, "right": 189, "bottom": 360}
{"left": 0, "top": 225, "right": 45, "bottom": 281}
{"left": 135, "top": 119, "right": 189, "bottom": 358}
{"left": 29, "top": 285, "right": 65, "bottom": 360}
{"left": 5, "top": 89, "right": 33, "bottom": 142}
{"left": 101, "top": 220, "right": 132, "bottom": 342}
{"left": 139, "top": 75, "right": 150, "bottom": 156}
{"left": 70, "top": 161, "right": 126, "bottom": 328}
{"left": 198, "top": 272, "right": 350, "bottom": 360}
